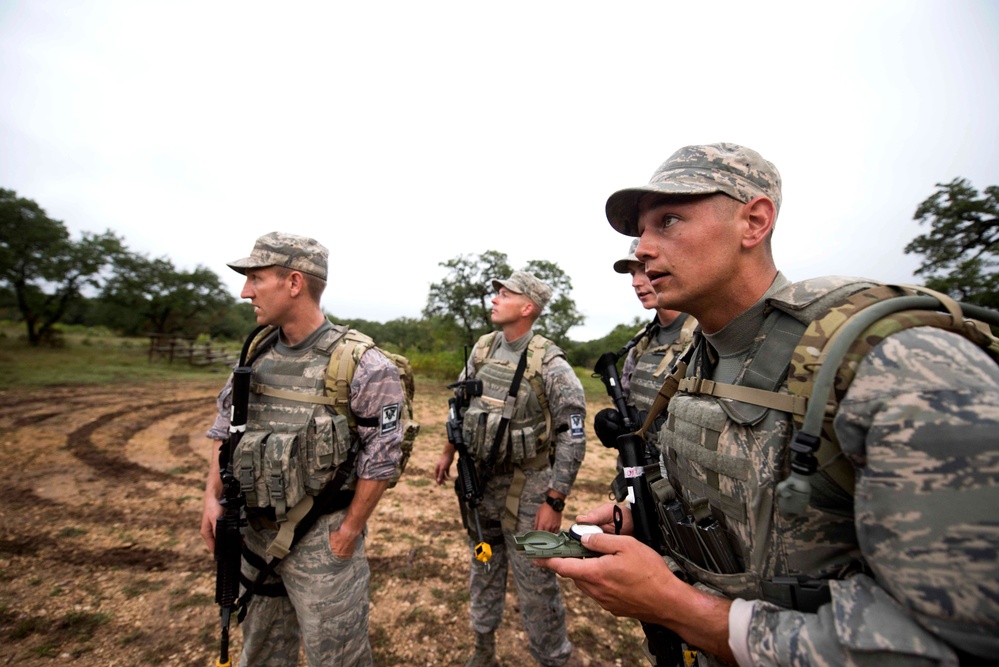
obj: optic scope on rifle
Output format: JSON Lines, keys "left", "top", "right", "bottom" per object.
{"left": 446, "top": 377, "right": 492, "bottom": 564}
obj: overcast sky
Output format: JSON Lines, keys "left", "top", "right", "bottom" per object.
{"left": 2, "top": 1, "right": 997, "bottom": 341}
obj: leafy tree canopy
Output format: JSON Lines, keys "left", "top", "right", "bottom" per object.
{"left": 423, "top": 250, "right": 512, "bottom": 346}
{"left": 0, "top": 188, "right": 125, "bottom": 345}
{"left": 905, "top": 177, "right": 999, "bottom": 309}
{"left": 99, "top": 252, "right": 237, "bottom": 337}
{"left": 423, "top": 251, "right": 584, "bottom": 348}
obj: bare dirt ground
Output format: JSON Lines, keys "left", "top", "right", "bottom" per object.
{"left": 0, "top": 376, "right": 648, "bottom": 666}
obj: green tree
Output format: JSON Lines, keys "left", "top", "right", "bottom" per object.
{"left": 523, "top": 259, "right": 585, "bottom": 342}
{"left": 423, "top": 251, "right": 513, "bottom": 346}
{"left": 100, "top": 252, "right": 237, "bottom": 336}
{"left": 905, "top": 178, "right": 999, "bottom": 309}
{"left": 0, "top": 189, "right": 125, "bottom": 345}
{"left": 424, "top": 251, "right": 584, "bottom": 348}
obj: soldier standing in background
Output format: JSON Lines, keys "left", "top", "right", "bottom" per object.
{"left": 594, "top": 237, "right": 696, "bottom": 455}
{"left": 434, "top": 271, "right": 586, "bottom": 667}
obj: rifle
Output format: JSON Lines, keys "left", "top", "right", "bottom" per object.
{"left": 446, "top": 376, "right": 492, "bottom": 564}
{"left": 592, "top": 321, "right": 657, "bottom": 501}
{"left": 593, "top": 318, "right": 654, "bottom": 426}
{"left": 592, "top": 349, "right": 641, "bottom": 431}
{"left": 617, "top": 432, "right": 691, "bottom": 667}
{"left": 214, "top": 365, "right": 252, "bottom": 667}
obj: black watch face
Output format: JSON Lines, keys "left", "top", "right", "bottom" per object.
{"left": 546, "top": 496, "right": 565, "bottom": 512}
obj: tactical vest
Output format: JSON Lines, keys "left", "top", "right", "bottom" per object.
{"left": 234, "top": 327, "right": 355, "bottom": 523}
{"left": 628, "top": 314, "right": 697, "bottom": 417}
{"left": 651, "top": 276, "right": 999, "bottom": 605}
{"left": 462, "top": 332, "right": 554, "bottom": 469}
{"left": 655, "top": 278, "right": 887, "bottom": 600}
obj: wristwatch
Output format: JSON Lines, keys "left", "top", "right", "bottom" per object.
{"left": 545, "top": 495, "right": 566, "bottom": 512}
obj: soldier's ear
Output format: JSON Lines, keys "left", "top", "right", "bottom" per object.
{"left": 741, "top": 196, "right": 777, "bottom": 250}
{"left": 287, "top": 271, "right": 306, "bottom": 297}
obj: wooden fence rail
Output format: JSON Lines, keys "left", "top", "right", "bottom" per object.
{"left": 147, "top": 334, "right": 239, "bottom": 367}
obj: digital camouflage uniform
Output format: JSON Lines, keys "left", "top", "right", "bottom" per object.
{"left": 459, "top": 329, "right": 587, "bottom": 667}
{"left": 208, "top": 320, "right": 404, "bottom": 667}
{"left": 655, "top": 274, "right": 999, "bottom": 666}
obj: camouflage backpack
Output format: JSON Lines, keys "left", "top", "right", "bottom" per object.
{"left": 777, "top": 283, "right": 999, "bottom": 512}
{"left": 246, "top": 324, "right": 419, "bottom": 488}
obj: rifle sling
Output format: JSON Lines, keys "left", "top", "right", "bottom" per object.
{"left": 477, "top": 346, "right": 530, "bottom": 489}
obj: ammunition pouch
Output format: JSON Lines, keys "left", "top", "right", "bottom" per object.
{"left": 658, "top": 498, "right": 742, "bottom": 575}
{"left": 651, "top": 477, "right": 843, "bottom": 614}
{"left": 235, "top": 411, "right": 352, "bottom": 523}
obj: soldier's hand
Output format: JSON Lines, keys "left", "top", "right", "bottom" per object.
{"left": 433, "top": 451, "right": 455, "bottom": 485}
{"left": 200, "top": 494, "right": 222, "bottom": 554}
{"left": 329, "top": 526, "right": 358, "bottom": 559}
{"left": 576, "top": 502, "right": 634, "bottom": 536}
{"left": 534, "top": 531, "right": 675, "bottom": 623}
{"left": 594, "top": 408, "right": 626, "bottom": 449}
{"left": 534, "top": 502, "right": 562, "bottom": 532}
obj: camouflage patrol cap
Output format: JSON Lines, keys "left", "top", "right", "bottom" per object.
{"left": 613, "top": 238, "right": 641, "bottom": 274}
{"left": 491, "top": 271, "right": 553, "bottom": 311}
{"left": 605, "top": 143, "right": 782, "bottom": 236}
{"left": 227, "top": 231, "right": 329, "bottom": 280}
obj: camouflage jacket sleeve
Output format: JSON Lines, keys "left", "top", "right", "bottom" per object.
{"left": 742, "top": 327, "right": 999, "bottom": 666}
{"left": 621, "top": 347, "right": 637, "bottom": 401}
{"left": 542, "top": 347, "right": 587, "bottom": 496}
{"left": 350, "top": 347, "right": 405, "bottom": 482}
{"left": 206, "top": 373, "right": 234, "bottom": 441}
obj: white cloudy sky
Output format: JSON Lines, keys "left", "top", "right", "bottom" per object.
{"left": 2, "top": 1, "right": 997, "bottom": 341}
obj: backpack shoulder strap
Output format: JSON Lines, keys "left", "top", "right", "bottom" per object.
{"left": 471, "top": 332, "right": 499, "bottom": 372}
{"left": 322, "top": 327, "right": 376, "bottom": 428}
{"left": 527, "top": 334, "right": 559, "bottom": 443}
{"left": 243, "top": 325, "right": 280, "bottom": 365}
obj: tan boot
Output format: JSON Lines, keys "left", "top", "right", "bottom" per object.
{"left": 465, "top": 630, "right": 500, "bottom": 667}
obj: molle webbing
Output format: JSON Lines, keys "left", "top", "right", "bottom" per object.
{"left": 473, "top": 332, "right": 553, "bottom": 443}
{"left": 628, "top": 316, "right": 698, "bottom": 415}
{"left": 247, "top": 325, "right": 379, "bottom": 430}
{"left": 637, "top": 310, "right": 805, "bottom": 438}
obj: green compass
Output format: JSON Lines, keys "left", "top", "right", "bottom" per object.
{"left": 513, "top": 526, "right": 601, "bottom": 558}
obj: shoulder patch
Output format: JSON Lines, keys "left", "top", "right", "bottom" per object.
{"left": 381, "top": 403, "right": 401, "bottom": 434}
{"left": 569, "top": 413, "right": 585, "bottom": 438}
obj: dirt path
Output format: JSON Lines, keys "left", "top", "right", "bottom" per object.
{"left": 0, "top": 377, "right": 646, "bottom": 666}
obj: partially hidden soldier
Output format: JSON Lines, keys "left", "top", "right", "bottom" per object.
{"left": 434, "top": 271, "right": 587, "bottom": 667}
{"left": 594, "top": 238, "right": 697, "bottom": 500}
{"left": 538, "top": 144, "right": 999, "bottom": 665}
{"left": 200, "top": 231, "right": 405, "bottom": 667}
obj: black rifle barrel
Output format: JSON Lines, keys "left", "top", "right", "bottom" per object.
{"left": 215, "top": 365, "right": 252, "bottom": 667}
{"left": 592, "top": 351, "right": 637, "bottom": 431}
